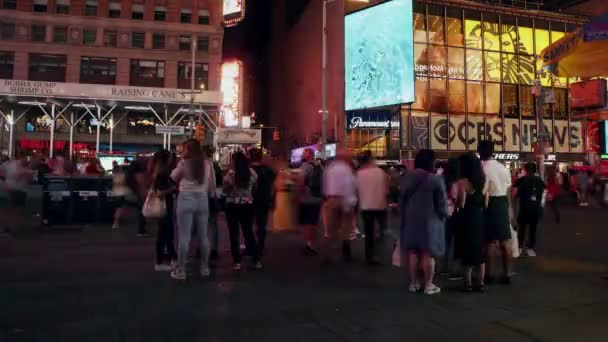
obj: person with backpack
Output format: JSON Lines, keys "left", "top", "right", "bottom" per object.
{"left": 297, "top": 148, "right": 324, "bottom": 256}
{"left": 514, "top": 162, "right": 545, "bottom": 257}
{"left": 250, "top": 148, "right": 276, "bottom": 256}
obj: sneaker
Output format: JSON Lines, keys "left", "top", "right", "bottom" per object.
{"left": 526, "top": 249, "right": 537, "bottom": 257}
{"left": 233, "top": 263, "right": 242, "bottom": 271}
{"left": 424, "top": 284, "right": 441, "bottom": 295}
{"left": 254, "top": 261, "right": 263, "bottom": 270}
{"left": 408, "top": 282, "right": 421, "bottom": 293}
{"left": 170, "top": 270, "right": 186, "bottom": 280}
{"left": 155, "top": 264, "right": 172, "bottom": 272}
{"left": 201, "top": 268, "right": 211, "bottom": 277}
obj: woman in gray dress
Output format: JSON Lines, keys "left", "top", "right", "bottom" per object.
{"left": 400, "top": 149, "right": 448, "bottom": 295}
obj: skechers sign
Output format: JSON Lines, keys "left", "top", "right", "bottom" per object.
{"left": 347, "top": 111, "right": 399, "bottom": 130}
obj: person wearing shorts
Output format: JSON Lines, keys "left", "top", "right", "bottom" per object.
{"left": 297, "top": 149, "right": 323, "bottom": 256}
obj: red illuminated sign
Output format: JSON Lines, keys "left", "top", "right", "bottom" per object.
{"left": 571, "top": 79, "right": 607, "bottom": 109}
{"left": 19, "top": 139, "right": 91, "bottom": 151}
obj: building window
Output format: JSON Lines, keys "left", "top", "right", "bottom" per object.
{"left": 197, "top": 36, "right": 209, "bottom": 51}
{"left": 127, "top": 113, "right": 159, "bottom": 135}
{"left": 108, "top": 2, "right": 121, "bottom": 18}
{"left": 132, "top": 32, "right": 145, "bottom": 48}
{"left": 84, "top": 0, "right": 98, "bottom": 16}
{"left": 180, "top": 9, "right": 192, "bottom": 23}
{"left": 130, "top": 59, "right": 165, "bottom": 87}
{"left": 103, "top": 30, "right": 117, "bottom": 47}
{"left": 179, "top": 35, "right": 191, "bottom": 50}
{"left": 53, "top": 26, "right": 67, "bottom": 43}
{"left": 80, "top": 56, "right": 116, "bottom": 84}
{"left": 56, "top": 0, "right": 70, "bottom": 14}
{"left": 199, "top": 10, "right": 210, "bottom": 25}
{"left": 0, "top": 51, "right": 14, "bottom": 79}
{"left": 154, "top": 6, "right": 166, "bottom": 21}
{"left": 33, "top": 0, "right": 48, "bottom": 12}
{"left": 177, "top": 62, "right": 209, "bottom": 90}
{"left": 0, "top": 23, "right": 15, "bottom": 40}
{"left": 29, "top": 54, "right": 66, "bottom": 82}
{"left": 152, "top": 33, "right": 165, "bottom": 49}
{"left": 132, "top": 4, "right": 144, "bottom": 20}
{"left": 3, "top": 0, "right": 16, "bottom": 10}
{"left": 31, "top": 25, "right": 46, "bottom": 42}
{"left": 83, "top": 29, "right": 96, "bottom": 45}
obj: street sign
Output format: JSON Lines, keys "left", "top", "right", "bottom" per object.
{"left": 156, "top": 126, "right": 185, "bottom": 135}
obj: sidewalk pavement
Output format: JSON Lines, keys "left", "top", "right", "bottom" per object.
{"left": 0, "top": 207, "right": 607, "bottom": 342}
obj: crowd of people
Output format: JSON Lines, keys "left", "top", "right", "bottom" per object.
{"left": 0, "top": 138, "right": 586, "bottom": 294}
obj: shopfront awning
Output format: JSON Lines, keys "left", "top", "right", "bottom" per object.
{"left": 540, "top": 12, "right": 608, "bottom": 78}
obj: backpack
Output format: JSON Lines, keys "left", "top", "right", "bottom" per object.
{"left": 306, "top": 164, "right": 323, "bottom": 198}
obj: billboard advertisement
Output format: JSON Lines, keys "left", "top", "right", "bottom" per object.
{"left": 345, "top": 0, "right": 414, "bottom": 111}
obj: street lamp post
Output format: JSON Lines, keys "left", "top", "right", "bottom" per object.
{"left": 321, "top": 0, "right": 336, "bottom": 159}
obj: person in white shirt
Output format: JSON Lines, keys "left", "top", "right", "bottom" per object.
{"left": 170, "top": 139, "right": 216, "bottom": 280}
{"left": 322, "top": 149, "right": 357, "bottom": 263}
{"left": 356, "top": 150, "right": 388, "bottom": 265}
{"left": 478, "top": 140, "right": 514, "bottom": 285}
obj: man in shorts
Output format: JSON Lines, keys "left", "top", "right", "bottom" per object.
{"left": 297, "top": 149, "right": 323, "bottom": 256}
{"left": 478, "top": 140, "right": 514, "bottom": 284}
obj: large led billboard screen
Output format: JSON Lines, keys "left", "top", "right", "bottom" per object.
{"left": 345, "top": 0, "right": 414, "bottom": 111}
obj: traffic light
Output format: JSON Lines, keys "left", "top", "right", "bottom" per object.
{"left": 195, "top": 124, "right": 205, "bottom": 141}
{"left": 273, "top": 129, "right": 280, "bottom": 141}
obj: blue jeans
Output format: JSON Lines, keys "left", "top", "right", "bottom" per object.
{"left": 176, "top": 192, "right": 209, "bottom": 273}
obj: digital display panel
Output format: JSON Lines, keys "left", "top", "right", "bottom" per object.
{"left": 345, "top": 0, "right": 414, "bottom": 111}
{"left": 601, "top": 120, "right": 608, "bottom": 157}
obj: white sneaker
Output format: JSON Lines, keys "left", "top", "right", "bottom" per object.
{"left": 155, "top": 264, "right": 172, "bottom": 272}
{"left": 526, "top": 249, "right": 537, "bottom": 257}
{"left": 408, "top": 282, "right": 421, "bottom": 293}
{"left": 201, "top": 268, "right": 211, "bottom": 277}
{"left": 170, "top": 270, "right": 186, "bottom": 280}
{"left": 424, "top": 284, "right": 441, "bottom": 295}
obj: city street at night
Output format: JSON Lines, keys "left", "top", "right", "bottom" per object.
{"left": 1, "top": 206, "right": 607, "bottom": 342}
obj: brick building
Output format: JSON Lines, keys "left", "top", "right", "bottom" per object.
{"left": 0, "top": 0, "right": 224, "bottom": 157}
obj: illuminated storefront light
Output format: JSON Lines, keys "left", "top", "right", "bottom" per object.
{"left": 223, "top": 0, "right": 245, "bottom": 27}
{"left": 221, "top": 60, "right": 243, "bottom": 127}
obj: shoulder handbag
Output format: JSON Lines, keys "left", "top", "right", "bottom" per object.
{"left": 142, "top": 190, "right": 167, "bottom": 219}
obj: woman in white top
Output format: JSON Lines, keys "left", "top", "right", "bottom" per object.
{"left": 170, "top": 139, "right": 216, "bottom": 280}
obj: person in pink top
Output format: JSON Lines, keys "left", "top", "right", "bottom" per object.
{"left": 356, "top": 150, "right": 389, "bottom": 265}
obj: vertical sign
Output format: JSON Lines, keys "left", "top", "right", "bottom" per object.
{"left": 223, "top": 0, "right": 246, "bottom": 27}
{"left": 221, "top": 60, "right": 243, "bottom": 127}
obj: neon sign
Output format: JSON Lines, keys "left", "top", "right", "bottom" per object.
{"left": 221, "top": 60, "right": 243, "bottom": 127}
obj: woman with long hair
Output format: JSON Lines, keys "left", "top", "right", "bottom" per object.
{"left": 456, "top": 153, "right": 487, "bottom": 292}
{"left": 224, "top": 150, "right": 260, "bottom": 270}
{"left": 442, "top": 157, "right": 461, "bottom": 278}
{"left": 400, "top": 149, "right": 448, "bottom": 295}
{"left": 149, "top": 149, "right": 177, "bottom": 271}
{"left": 170, "top": 139, "right": 216, "bottom": 280}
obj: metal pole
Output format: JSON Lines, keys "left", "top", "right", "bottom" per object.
{"left": 69, "top": 112, "right": 74, "bottom": 159}
{"left": 49, "top": 104, "right": 56, "bottom": 158}
{"left": 109, "top": 114, "right": 114, "bottom": 153}
{"left": 535, "top": 81, "right": 546, "bottom": 180}
{"left": 191, "top": 37, "right": 197, "bottom": 137}
{"left": 96, "top": 106, "right": 101, "bottom": 155}
{"left": 163, "top": 133, "right": 167, "bottom": 149}
{"left": 167, "top": 132, "right": 172, "bottom": 150}
{"left": 8, "top": 110, "right": 13, "bottom": 159}
{"left": 321, "top": 0, "right": 328, "bottom": 159}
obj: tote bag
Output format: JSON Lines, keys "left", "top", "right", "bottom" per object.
{"left": 142, "top": 191, "right": 166, "bottom": 219}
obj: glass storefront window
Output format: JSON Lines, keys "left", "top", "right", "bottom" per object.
{"left": 482, "top": 13, "right": 500, "bottom": 51}
{"left": 448, "top": 80, "right": 465, "bottom": 113}
{"left": 520, "top": 85, "right": 534, "bottom": 117}
{"left": 414, "top": 43, "right": 428, "bottom": 79}
{"left": 518, "top": 55, "right": 535, "bottom": 85}
{"left": 465, "top": 49, "right": 482, "bottom": 81}
{"left": 428, "top": 6, "right": 445, "bottom": 45}
{"left": 535, "top": 21, "right": 550, "bottom": 55}
{"left": 486, "top": 83, "right": 500, "bottom": 114}
{"left": 485, "top": 115, "right": 503, "bottom": 151}
{"left": 429, "top": 78, "right": 447, "bottom": 113}
{"left": 413, "top": 9, "right": 427, "bottom": 43}
{"left": 412, "top": 79, "right": 429, "bottom": 111}
{"left": 551, "top": 23, "right": 568, "bottom": 88}
{"left": 427, "top": 46, "right": 447, "bottom": 78}
{"left": 448, "top": 47, "right": 465, "bottom": 79}
{"left": 554, "top": 88, "right": 567, "bottom": 119}
{"left": 517, "top": 18, "right": 534, "bottom": 55}
{"left": 446, "top": 7, "right": 463, "bottom": 46}
{"left": 467, "top": 114, "right": 484, "bottom": 151}
{"left": 467, "top": 82, "right": 483, "bottom": 113}
{"left": 502, "top": 53, "right": 518, "bottom": 84}
{"left": 400, "top": 106, "right": 409, "bottom": 148}
{"left": 430, "top": 113, "right": 447, "bottom": 150}
{"left": 484, "top": 51, "right": 501, "bottom": 82}
{"left": 465, "top": 18, "right": 482, "bottom": 49}
{"left": 501, "top": 16, "right": 517, "bottom": 53}
{"left": 410, "top": 111, "right": 429, "bottom": 150}
{"left": 503, "top": 84, "right": 519, "bottom": 117}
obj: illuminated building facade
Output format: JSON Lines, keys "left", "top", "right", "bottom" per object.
{"left": 268, "top": 0, "right": 589, "bottom": 161}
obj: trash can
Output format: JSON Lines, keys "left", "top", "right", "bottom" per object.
{"left": 99, "top": 176, "right": 119, "bottom": 224}
{"left": 70, "top": 176, "right": 102, "bottom": 225}
{"left": 43, "top": 177, "right": 73, "bottom": 225}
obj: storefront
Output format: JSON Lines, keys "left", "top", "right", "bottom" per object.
{"left": 387, "top": 1, "right": 588, "bottom": 162}
{"left": 345, "top": 109, "right": 400, "bottom": 158}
